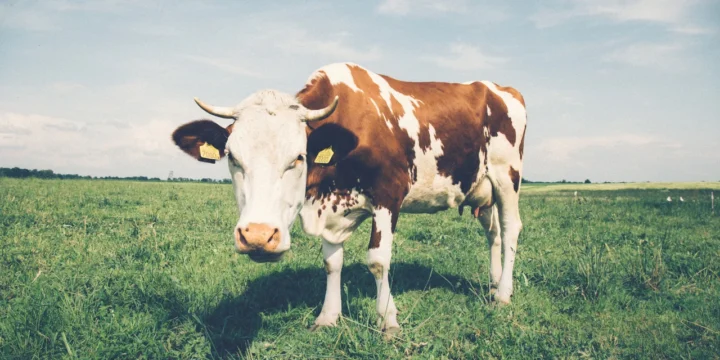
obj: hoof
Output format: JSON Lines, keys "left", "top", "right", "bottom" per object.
{"left": 309, "top": 322, "right": 337, "bottom": 332}
{"left": 311, "top": 313, "right": 339, "bottom": 332}
{"left": 382, "top": 326, "right": 401, "bottom": 340}
{"left": 493, "top": 291, "right": 512, "bottom": 305}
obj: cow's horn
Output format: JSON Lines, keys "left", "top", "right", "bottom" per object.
{"left": 194, "top": 97, "right": 236, "bottom": 119}
{"left": 303, "top": 96, "right": 339, "bottom": 122}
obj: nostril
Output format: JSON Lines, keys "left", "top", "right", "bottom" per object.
{"left": 237, "top": 228, "right": 248, "bottom": 246}
{"left": 269, "top": 228, "right": 279, "bottom": 243}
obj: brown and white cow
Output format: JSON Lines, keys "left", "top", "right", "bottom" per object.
{"left": 296, "top": 63, "right": 526, "bottom": 334}
{"left": 172, "top": 62, "right": 526, "bottom": 336}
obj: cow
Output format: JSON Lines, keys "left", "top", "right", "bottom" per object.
{"left": 172, "top": 62, "right": 527, "bottom": 337}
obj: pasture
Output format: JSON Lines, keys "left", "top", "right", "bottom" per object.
{"left": 1, "top": 178, "right": 718, "bottom": 359}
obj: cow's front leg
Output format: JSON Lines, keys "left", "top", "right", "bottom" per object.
{"left": 311, "top": 241, "right": 344, "bottom": 330}
{"left": 367, "top": 207, "right": 400, "bottom": 337}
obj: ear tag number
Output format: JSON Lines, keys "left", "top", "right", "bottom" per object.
{"left": 315, "top": 147, "right": 334, "bottom": 164}
{"left": 199, "top": 142, "right": 220, "bottom": 161}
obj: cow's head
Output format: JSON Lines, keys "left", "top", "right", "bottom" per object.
{"left": 171, "top": 90, "right": 339, "bottom": 263}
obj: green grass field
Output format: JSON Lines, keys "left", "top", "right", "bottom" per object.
{"left": 1, "top": 178, "right": 718, "bottom": 359}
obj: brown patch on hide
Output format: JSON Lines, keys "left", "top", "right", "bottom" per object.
{"left": 297, "top": 64, "right": 412, "bottom": 215}
{"left": 509, "top": 166, "right": 520, "bottom": 193}
{"left": 369, "top": 218, "right": 382, "bottom": 249}
{"left": 519, "top": 124, "right": 526, "bottom": 160}
{"left": 486, "top": 90, "right": 517, "bottom": 146}
{"left": 496, "top": 84, "right": 526, "bottom": 106}
{"left": 368, "top": 262, "right": 383, "bottom": 279}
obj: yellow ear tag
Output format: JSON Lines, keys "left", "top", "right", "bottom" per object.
{"left": 314, "top": 147, "right": 334, "bottom": 164}
{"left": 199, "top": 142, "right": 220, "bottom": 160}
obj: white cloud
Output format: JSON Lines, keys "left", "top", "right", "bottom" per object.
{"left": 525, "top": 87, "right": 583, "bottom": 108}
{"left": 270, "top": 28, "right": 382, "bottom": 62}
{"left": 46, "top": 0, "right": 152, "bottom": 13}
{"left": 588, "top": 0, "right": 696, "bottom": 23}
{"left": 0, "top": 6, "right": 57, "bottom": 31}
{"left": 377, "top": 0, "right": 468, "bottom": 15}
{"left": 671, "top": 25, "right": 715, "bottom": 35}
{"left": 49, "top": 82, "right": 86, "bottom": 93}
{"left": 424, "top": 43, "right": 508, "bottom": 70}
{"left": 0, "top": 112, "right": 86, "bottom": 151}
{"left": 129, "top": 23, "right": 179, "bottom": 37}
{"left": 529, "top": 8, "right": 586, "bottom": 29}
{"left": 0, "top": 111, "right": 181, "bottom": 172}
{"left": 531, "top": 0, "right": 708, "bottom": 30}
{"left": 183, "top": 55, "right": 265, "bottom": 78}
{"left": 0, "top": 0, "right": 147, "bottom": 31}
{"left": 602, "top": 42, "right": 685, "bottom": 69}
{"left": 538, "top": 134, "right": 682, "bottom": 161}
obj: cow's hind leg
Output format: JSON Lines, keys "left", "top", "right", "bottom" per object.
{"left": 477, "top": 205, "right": 502, "bottom": 296}
{"left": 493, "top": 167, "right": 523, "bottom": 304}
{"left": 311, "top": 241, "right": 344, "bottom": 330}
{"left": 367, "top": 207, "right": 400, "bottom": 337}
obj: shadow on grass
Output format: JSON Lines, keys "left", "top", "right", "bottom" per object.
{"left": 201, "top": 262, "right": 487, "bottom": 357}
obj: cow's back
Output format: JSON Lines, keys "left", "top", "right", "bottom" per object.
{"left": 297, "top": 62, "right": 527, "bottom": 214}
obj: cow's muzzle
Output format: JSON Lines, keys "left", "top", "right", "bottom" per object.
{"left": 235, "top": 223, "right": 283, "bottom": 259}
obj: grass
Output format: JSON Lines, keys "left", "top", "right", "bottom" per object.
{"left": 1, "top": 178, "right": 718, "bottom": 359}
{"left": 521, "top": 181, "right": 720, "bottom": 192}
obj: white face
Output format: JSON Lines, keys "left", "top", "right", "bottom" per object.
{"left": 173, "top": 89, "right": 338, "bottom": 263}
{"left": 226, "top": 106, "right": 308, "bottom": 262}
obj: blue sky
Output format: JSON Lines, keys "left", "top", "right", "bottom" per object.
{"left": 1, "top": 0, "right": 718, "bottom": 182}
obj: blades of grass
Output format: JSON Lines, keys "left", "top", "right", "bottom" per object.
{"left": 401, "top": 267, "right": 434, "bottom": 324}
{"left": 61, "top": 332, "right": 73, "bottom": 358}
{"left": 191, "top": 313, "right": 219, "bottom": 357}
{"left": 681, "top": 319, "right": 719, "bottom": 335}
{"left": 340, "top": 316, "right": 407, "bottom": 342}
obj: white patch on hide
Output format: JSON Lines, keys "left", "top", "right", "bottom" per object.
{"left": 316, "top": 63, "right": 363, "bottom": 93}
{"left": 300, "top": 189, "right": 373, "bottom": 244}
{"left": 481, "top": 81, "right": 525, "bottom": 139}
{"left": 373, "top": 207, "right": 393, "bottom": 245}
{"left": 370, "top": 98, "right": 393, "bottom": 131}
{"left": 330, "top": 63, "right": 463, "bottom": 213}
{"left": 370, "top": 99, "right": 381, "bottom": 116}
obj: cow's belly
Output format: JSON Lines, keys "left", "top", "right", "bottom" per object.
{"left": 400, "top": 173, "right": 465, "bottom": 213}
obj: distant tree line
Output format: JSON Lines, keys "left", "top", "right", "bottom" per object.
{"left": 3, "top": 166, "right": 605, "bottom": 186}
{"left": 168, "top": 177, "right": 232, "bottom": 184}
{"left": 0, "top": 167, "right": 231, "bottom": 184}
{"left": 522, "top": 178, "right": 594, "bottom": 184}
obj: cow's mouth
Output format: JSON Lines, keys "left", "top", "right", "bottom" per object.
{"left": 247, "top": 251, "right": 285, "bottom": 263}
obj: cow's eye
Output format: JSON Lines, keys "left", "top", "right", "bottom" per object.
{"left": 227, "top": 151, "right": 242, "bottom": 169}
{"left": 290, "top": 154, "right": 305, "bottom": 168}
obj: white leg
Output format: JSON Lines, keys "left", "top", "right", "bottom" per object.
{"left": 367, "top": 207, "right": 400, "bottom": 336}
{"left": 494, "top": 173, "right": 523, "bottom": 304}
{"left": 477, "top": 206, "right": 502, "bottom": 295}
{"left": 311, "top": 241, "right": 344, "bottom": 330}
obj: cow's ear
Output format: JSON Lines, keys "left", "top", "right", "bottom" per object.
{"left": 307, "top": 123, "right": 358, "bottom": 166}
{"left": 172, "top": 120, "right": 231, "bottom": 164}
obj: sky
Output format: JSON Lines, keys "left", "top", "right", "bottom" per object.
{"left": 1, "top": 0, "right": 719, "bottom": 183}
